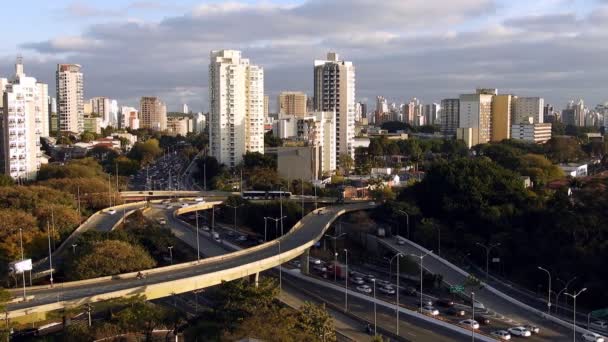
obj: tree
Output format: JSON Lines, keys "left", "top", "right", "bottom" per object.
{"left": 114, "top": 156, "right": 140, "bottom": 176}
{"left": 264, "top": 131, "right": 283, "bottom": 147}
{"left": 80, "top": 131, "right": 97, "bottom": 143}
{"left": 380, "top": 121, "right": 410, "bottom": 133}
{"left": 215, "top": 278, "right": 279, "bottom": 323}
{"left": 295, "top": 302, "right": 336, "bottom": 342}
{"left": 517, "top": 154, "right": 564, "bottom": 186}
{"left": 66, "top": 240, "right": 156, "bottom": 280}
{"left": 243, "top": 151, "right": 276, "bottom": 169}
{"left": 0, "top": 175, "right": 14, "bottom": 187}
{"left": 127, "top": 138, "right": 163, "bottom": 166}
{"left": 338, "top": 153, "right": 354, "bottom": 176}
{"left": 545, "top": 136, "right": 584, "bottom": 163}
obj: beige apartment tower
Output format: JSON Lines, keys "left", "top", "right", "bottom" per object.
{"left": 56, "top": 64, "right": 84, "bottom": 133}
{"left": 491, "top": 94, "right": 512, "bottom": 142}
{"left": 140, "top": 97, "right": 167, "bottom": 131}
{"left": 278, "top": 91, "right": 307, "bottom": 117}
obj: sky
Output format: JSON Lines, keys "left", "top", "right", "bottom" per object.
{"left": 1, "top": 0, "right": 607, "bottom": 112}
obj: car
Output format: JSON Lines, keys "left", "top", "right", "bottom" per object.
{"left": 194, "top": 197, "right": 205, "bottom": 202}
{"left": 421, "top": 305, "right": 439, "bottom": 316}
{"left": 447, "top": 307, "right": 466, "bottom": 316}
{"left": 523, "top": 324, "right": 540, "bottom": 334}
{"left": 158, "top": 218, "right": 166, "bottom": 225}
{"left": 591, "top": 321, "right": 608, "bottom": 331}
{"left": 402, "top": 287, "right": 417, "bottom": 296}
{"left": 582, "top": 332, "right": 606, "bottom": 342}
{"left": 418, "top": 299, "right": 433, "bottom": 307}
{"left": 237, "top": 235, "right": 248, "bottom": 242}
{"left": 368, "top": 201, "right": 375, "bottom": 205}
{"left": 106, "top": 209, "right": 117, "bottom": 215}
{"left": 472, "top": 301, "right": 486, "bottom": 310}
{"left": 436, "top": 298, "right": 455, "bottom": 307}
{"left": 459, "top": 319, "right": 479, "bottom": 330}
{"left": 180, "top": 203, "right": 189, "bottom": 208}
{"left": 356, "top": 285, "right": 372, "bottom": 294}
{"left": 491, "top": 330, "right": 512, "bottom": 341}
{"left": 166, "top": 205, "right": 173, "bottom": 209}
{"left": 378, "top": 286, "right": 396, "bottom": 295}
{"left": 376, "top": 279, "right": 392, "bottom": 287}
{"left": 396, "top": 238, "right": 405, "bottom": 245}
{"left": 350, "top": 277, "right": 365, "bottom": 285}
{"left": 474, "top": 315, "right": 491, "bottom": 325}
{"left": 508, "top": 327, "right": 532, "bottom": 337}
{"left": 313, "top": 264, "right": 327, "bottom": 273}
{"left": 309, "top": 258, "right": 322, "bottom": 265}
{"left": 364, "top": 274, "right": 376, "bottom": 283}
{"left": 202, "top": 226, "right": 210, "bottom": 231}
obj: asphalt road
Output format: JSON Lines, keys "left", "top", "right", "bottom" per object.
{"left": 6, "top": 203, "right": 371, "bottom": 314}
{"left": 382, "top": 237, "right": 574, "bottom": 341}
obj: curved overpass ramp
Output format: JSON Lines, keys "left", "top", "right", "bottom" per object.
{"left": 6, "top": 202, "right": 373, "bottom": 320}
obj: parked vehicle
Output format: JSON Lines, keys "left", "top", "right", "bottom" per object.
{"left": 508, "top": 327, "right": 531, "bottom": 337}
{"left": 491, "top": 330, "right": 512, "bottom": 340}
{"left": 212, "top": 232, "right": 220, "bottom": 241}
{"left": 421, "top": 306, "right": 439, "bottom": 316}
{"left": 582, "top": 332, "right": 606, "bottom": 342}
{"left": 459, "top": 319, "right": 479, "bottom": 330}
{"left": 364, "top": 274, "right": 376, "bottom": 283}
{"left": 356, "top": 285, "right": 372, "bottom": 294}
{"left": 523, "top": 324, "right": 540, "bottom": 334}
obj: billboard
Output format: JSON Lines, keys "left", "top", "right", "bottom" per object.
{"left": 9, "top": 259, "right": 32, "bottom": 274}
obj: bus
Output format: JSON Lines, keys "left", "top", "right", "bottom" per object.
{"left": 242, "top": 190, "right": 292, "bottom": 200}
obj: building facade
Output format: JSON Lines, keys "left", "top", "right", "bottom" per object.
{"left": 491, "top": 94, "right": 512, "bottom": 142}
{"left": 56, "top": 64, "right": 84, "bottom": 133}
{"left": 511, "top": 122, "right": 552, "bottom": 143}
{"left": 90, "top": 97, "right": 110, "bottom": 127}
{"left": 1, "top": 59, "right": 48, "bottom": 180}
{"left": 440, "top": 98, "right": 459, "bottom": 135}
{"left": 313, "top": 52, "right": 355, "bottom": 160}
{"left": 296, "top": 111, "right": 336, "bottom": 176}
{"left": 458, "top": 93, "right": 493, "bottom": 146}
{"left": 140, "top": 97, "right": 167, "bottom": 131}
{"left": 513, "top": 97, "right": 544, "bottom": 124}
{"left": 167, "top": 116, "right": 191, "bottom": 136}
{"left": 209, "top": 50, "right": 264, "bottom": 167}
{"left": 278, "top": 91, "right": 307, "bottom": 117}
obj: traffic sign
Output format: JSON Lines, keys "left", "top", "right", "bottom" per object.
{"left": 449, "top": 285, "right": 465, "bottom": 294}
{"left": 591, "top": 308, "right": 608, "bottom": 318}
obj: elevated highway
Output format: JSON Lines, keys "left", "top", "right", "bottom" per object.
{"left": 6, "top": 202, "right": 374, "bottom": 321}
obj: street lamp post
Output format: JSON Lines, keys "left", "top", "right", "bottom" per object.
{"left": 195, "top": 211, "right": 200, "bottom": 262}
{"left": 344, "top": 248, "right": 348, "bottom": 312}
{"left": 372, "top": 279, "right": 377, "bottom": 336}
{"left": 72, "top": 244, "right": 77, "bottom": 255}
{"left": 537, "top": 266, "right": 552, "bottom": 315}
{"left": 46, "top": 222, "right": 54, "bottom": 287}
{"left": 168, "top": 246, "right": 173, "bottom": 265}
{"left": 409, "top": 250, "right": 433, "bottom": 312}
{"left": 225, "top": 204, "right": 242, "bottom": 235}
{"left": 264, "top": 217, "right": 268, "bottom": 242}
{"left": 19, "top": 228, "right": 26, "bottom": 300}
{"left": 565, "top": 288, "right": 587, "bottom": 342}
{"left": 266, "top": 216, "right": 286, "bottom": 239}
{"left": 475, "top": 242, "right": 501, "bottom": 281}
{"left": 278, "top": 239, "right": 282, "bottom": 294}
{"left": 555, "top": 276, "right": 577, "bottom": 315}
{"left": 389, "top": 252, "right": 404, "bottom": 336}
{"left": 471, "top": 292, "right": 476, "bottom": 342}
{"left": 334, "top": 252, "right": 338, "bottom": 283}
{"left": 396, "top": 210, "right": 409, "bottom": 239}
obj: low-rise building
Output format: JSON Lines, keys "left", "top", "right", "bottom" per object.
{"left": 510, "top": 121, "right": 552, "bottom": 143}
{"left": 559, "top": 163, "right": 588, "bottom": 178}
{"left": 277, "top": 146, "right": 322, "bottom": 181}
{"left": 167, "top": 116, "right": 191, "bottom": 136}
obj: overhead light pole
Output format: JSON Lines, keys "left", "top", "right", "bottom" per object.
{"left": 409, "top": 250, "right": 433, "bottom": 312}
{"left": 389, "top": 252, "right": 404, "bottom": 336}
{"left": 565, "top": 288, "right": 587, "bottom": 342}
{"left": 537, "top": 266, "right": 552, "bottom": 315}
{"left": 475, "top": 242, "right": 501, "bottom": 281}
{"left": 396, "top": 210, "right": 409, "bottom": 239}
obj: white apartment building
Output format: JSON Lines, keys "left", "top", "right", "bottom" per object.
{"left": 273, "top": 115, "right": 298, "bottom": 139}
{"left": 296, "top": 111, "right": 336, "bottom": 175}
{"left": 194, "top": 112, "right": 206, "bottom": 133}
{"left": 1, "top": 59, "right": 48, "bottom": 180}
{"left": 458, "top": 93, "right": 493, "bottom": 147}
{"left": 511, "top": 121, "right": 552, "bottom": 143}
{"left": 314, "top": 52, "right": 355, "bottom": 160}
{"left": 513, "top": 97, "right": 544, "bottom": 124}
{"left": 120, "top": 106, "right": 139, "bottom": 129}
{"left": 140, "top": 97, "right": 167, "bottom": 131}
{"left": 109, "top": 99, "right": 119, "bottom": 127}
{"left": 56, "top": 64, "right": 84, "bottom": 133}
{"left": 209, "top": 50, "right": 264, "bottom": 167}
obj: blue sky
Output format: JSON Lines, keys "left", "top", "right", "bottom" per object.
{"left": 2, "top": 0, "right": 608, "bottom": 111}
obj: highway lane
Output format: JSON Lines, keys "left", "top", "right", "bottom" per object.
{"left": 383, "top": 237, "right": 573, "bottom": 341}
{"left": 6, "top": 203, "right": 371, "bottom": 314}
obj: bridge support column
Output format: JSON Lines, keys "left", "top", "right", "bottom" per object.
{"left": 300, "top": 248, "right": 310, "bottom": 275}
{"left": 249, "top": 272, "right": 259, "bottom": 288}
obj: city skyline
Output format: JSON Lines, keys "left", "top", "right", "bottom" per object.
{"left": 1, "top": 0, "right": 607, "bottom": 111}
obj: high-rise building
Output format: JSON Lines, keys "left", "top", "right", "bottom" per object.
{"left": 458, "top": 93, "right": 493, "bottom": 147}
{"left": 296, "top": 111, "right": 336, "bottom": 176}
{"left": 109, "top": 99, "right": 119, "bottom": 127}
{"left": 314, "top": 52, "right": 355, "bottom": 160}
{"left": 48, "top": 97, "right": 58, "bottom": 135}
{"left": 375, "top": 96, "right": 388, "bottom": 124}
{"left": 183, "top": 103, "right": 189, "bottom": 114}
{"left": 194, "top": 112, "right": 206, "bottom": 133}
{"left": 209, "top": 50, "right": 264, "bottom": 167}
{"left": 440, "top": 98, "right": 460, "bottom": 135}
{"left": 56, "top": 64, "right": 84, "bottom": 133}
{"left": 491, "top": 94, "right": 512, "bottom": 142}
{"left": 1, "top": 58, "right": 48, "bottom": 180}
{"left": 121, "top": 106, "right": 139, "bottom": 130}
{"left": 513, "top": 97, "right": 544, "bottom": 124}
{"left": 263, "top": 95, "right": 269, "bottom": 118}
{"left": 423, "top": 103, "right": 440, "bottom": 126}
{"left": 278, "top": 91, "right": 307, "bottom": 117}
{"left": 90, "top": 97, "right": 110, "bottom": 128}
{"left": 563, "top": 100, "right": 586, "bottom": 127}
{"left": 140, "top": 97, "right": 167, "bottom": 131}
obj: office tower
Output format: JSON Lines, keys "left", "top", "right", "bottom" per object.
{"left": 457, "top": 93, "right": 493, "bottom": 147}
{"left": 56, "top": 64, "right": 84, "bottom": 133}
{"left": 440, "top": 99, "right": 460, "bottom": 135}
{"left": 563, "top": 100, "right": 585, "bottom": 127}
{"left": 90, "top": 97, "right": 110, "bottom": 128}
{"left": 278, "top": 91, "right": 307, "bottom": 117}
{"left": 183, "top": 103, "right": 189, "bottom": 114}
{"left": 359, "top": 102, "right": 367, "bottom": 121}
{"left": 513, "top": 97, "right": 544, "bottom": 124}
{"left": 314, "top": 52, "right": 355, "bottom": 160}
{"left": 140, "top": 97, "right": 167, "bottom": 131}
{"left": 1, "top": 58, "right": 48, "bottom": 180}
{"left": 209, "top": 50, "right": 264, "bottom": 167}
{"left": 375, "top": 96, "right": 388, "bottom": 124}
{"left": 491, "top": 94, "right": 512, "bottom": 142}
{"left": 423, "top": 103, "right": 440, "bottom": 126}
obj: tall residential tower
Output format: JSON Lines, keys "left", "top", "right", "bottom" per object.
{"left": 56, "top": 64, "right": 84, "bottom": 133}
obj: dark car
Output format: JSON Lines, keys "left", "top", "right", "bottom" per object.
{"left": 436, "top": 298, "right": 455, "bottom": 307}
{"left": 474, "top": 315, "right": 491, "bottom": 325}
{"left": 402, "top": 286, "right": 417, "bottom": 296}
{"left": 447, "top": 307, "right": 466, "bottom": 316}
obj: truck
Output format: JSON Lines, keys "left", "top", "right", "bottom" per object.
{"left": 327, "top": 262, "right": 346, "bottom": 280}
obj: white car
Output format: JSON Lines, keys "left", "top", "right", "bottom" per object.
{"left": 309, "top": 258, "right": 322, "bottom": 265}
{"left": 397, "top": 238, "right": 405, "bottom": 245}
{"left": 378, "top": 286, "right": 396, "bottom": 295}
{"left": 237, "top": 235, "right": 247, "bottom": 242}
{"left": 202, "top": 226, "right": 210, "bottom": 231}
{"left": 376, "top": 279, "right": 391, "bottom": 287}
{"left": 591, "top": 321, "right": 608, "bottom": 331}
{"left": 165, "top": 205, "right": 173, "bottom": 209}
{"left": 194, "top": 197, "right": 205, "bottom": 202}
{"left": 106, "top": 209, "right": 117, "bottom": 215}
{"left": 350, "top": 277, "right": 365, "bottom": 285}
{"left": 523, "top": 324, "right": 540, "bottom": 334}
{"left": 508, "top": 327, "right": 531, "bottom": 337}
{"left": 421, "top": 305, "right": 439, "bottom": 316}
{"left": 459, "top": 319, "right": 480, "bottom": 330}
{"left": 582, "top": 332, "right": 606, "bottom": 342}
{"left": 491, "top": 330, "right": 511, "bottom": 340}
{"left": 356, "top": 285, "right": 372, "bottom": 294}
